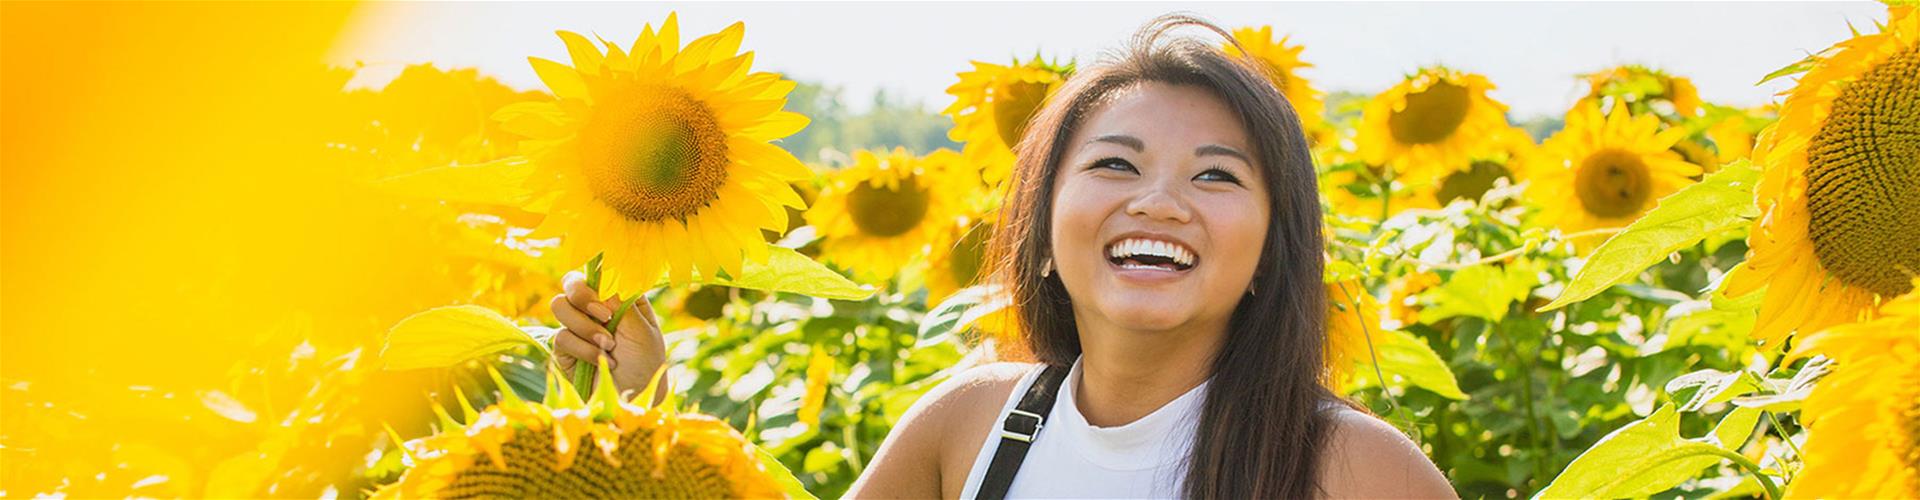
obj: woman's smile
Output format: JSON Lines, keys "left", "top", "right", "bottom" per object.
{"left": 1103, "top": 233, "right": 1199, "bottom": 284}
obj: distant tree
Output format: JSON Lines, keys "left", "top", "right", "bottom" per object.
{"left": 775, "top": 81, "right": 960, "bottom": 166}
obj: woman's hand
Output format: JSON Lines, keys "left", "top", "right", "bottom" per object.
{"left": 549, "top": 271, "right": 668, "bottom": 403}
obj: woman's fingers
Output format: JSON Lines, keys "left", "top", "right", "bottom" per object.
{"left": 551, "top": 328, "right": 614, "bottom": 370}
{"left": 604, "top": 292, "right": 661, "bottom": 335}
{"left": 551, "top": 293, "right": 615, "bottom": 352}
{"left": 562, "top": 271, "right": 613, "bottom": 322}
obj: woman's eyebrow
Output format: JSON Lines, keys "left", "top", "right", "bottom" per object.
{"left": 1087, "top": 134, "right": 1144, "bottom": 152}
{"left": 1195, "top": 144, "right": 1250, "bottom": 164}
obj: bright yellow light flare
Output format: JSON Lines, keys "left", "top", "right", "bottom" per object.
{"left": 1724, "top": 6, "right": 1919, "bottom": 348}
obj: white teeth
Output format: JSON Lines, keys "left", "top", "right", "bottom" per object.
{"left": 1105, "top": 237, "right": 1196, "bottom": 267}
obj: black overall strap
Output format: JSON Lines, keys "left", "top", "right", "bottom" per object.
{"left": 975, "top": 364, "right": 1070, "bottom": 500}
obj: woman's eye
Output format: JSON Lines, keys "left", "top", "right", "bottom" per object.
{"left": 1091, "top": 157, "right": 1137, "bottom": 173}
{"left": 1196, "top": 167, "right": 1242, "bottom": 185}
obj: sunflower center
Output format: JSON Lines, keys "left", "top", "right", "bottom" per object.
{"left": 580, "top": 85, "right": 730, "bottom": 223}
{"left": 993, "top": 80, "right": 1050, "bottom": 148}
{"left": 441, "top": 425, "right": 736, "bottom": 497}
{"left": 1435, "top": 160, "right": 1511, "bottom": 204}
{"left": 1388, "top": 80, "right": 1471, "bottom": 145}
{"left": 1803, "top": 45, "right": 1920, "bottom": 298}
{"left": 1574, "top": 148, "right": 1653, "bottom": 218}
{"left": 846, "top": 177, "right": 930, "bottom": 237}
{"left": 682, "top": 285, "right": 730, "bottom": 321}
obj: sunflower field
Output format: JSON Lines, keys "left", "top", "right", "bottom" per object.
{"left": 2, "top": 3, "right": 1916, "bottom": 499}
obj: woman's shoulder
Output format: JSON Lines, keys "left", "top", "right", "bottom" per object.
{"left": 918, "top": 361, "right": 1038, "bottom": 416}
{"left": 849, "top": 361, "right": 1039, "bottom": 497}
{"left": 1317, "top": 402, "right": 1458, "bottom": 498}
{"left": 904, "top": 362, "right": 1039, "bottom": 449}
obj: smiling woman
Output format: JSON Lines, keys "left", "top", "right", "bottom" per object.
{"left": 546, "top": 13, "right": 1454, "bottom": 499}
{"left": 854, "top": 14, "right": 1454, "bottom": 499}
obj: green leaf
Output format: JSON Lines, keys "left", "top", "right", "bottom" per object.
{"left": 751, "top": 443, "right": 818, "bottom": 500}
{"left": 1712, "top": 406, "right": 1762, "bottom": 449}
{"left": 1535, "top": 404, "right": 1737, "bottom": 499}
{"left": 1420, "top": 262, "right": 1537, "bottom": 323}
{"left": 1353, "top": 328, "right": 1470, "bottom": 400}
{"left": 1541, "top": 160, "right": 1762, "bottom": 311}
{"left": 917, "top": 283, "right": 1009, "bottom": 348}
{"left": 802, "top": 441, "right": 843, "bottom": 473}
{"left": 657, "top": 246, "right": 873, "bottom": 301}
{"left": 381, "top": 305, "right": 541, "bottom": 370}
{"left": 371, "top": 157, "right": 537, "bottom": 207}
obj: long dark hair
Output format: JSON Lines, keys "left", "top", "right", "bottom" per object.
{"left": 981, "top": 14, "right": 1337, "bottom": 499}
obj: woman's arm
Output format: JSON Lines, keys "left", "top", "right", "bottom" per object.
{"left": 845, "top": 363, "right": 1029, "bottom": 499}
{"left": 1317, "top": 409, "right": 1458, "bottom": 499}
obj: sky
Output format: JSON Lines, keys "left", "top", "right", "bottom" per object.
{"left": 328, "top": 2, "right": 1888, "bottom": 117}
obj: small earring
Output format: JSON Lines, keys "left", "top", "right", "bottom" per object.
{"left": 1041, "top": 257, "right": 1054, "bottom": 278}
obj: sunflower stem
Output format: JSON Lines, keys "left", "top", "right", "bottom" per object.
{"left": 1707, "top": 446, "right": 1782, "bottom": 500}
{"left": 1763, "top": 410, "right": 1802, "bottom": 482}
{"left": 574, "top": 253, "right": 607, "bottom": 398}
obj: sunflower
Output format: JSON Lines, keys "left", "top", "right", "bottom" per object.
{"left": 797, "top": 345, "right": 833, "bottom": 428}
{"left": 1526, "top": 102, "right": 1700, "bottom": 238}
{"left": 374, "top": 370, "right": 782, "bottom": 499}
{"left": 927, "top": 174, "right": 1003, "bottom": 305}
{"left": 1723, "top": 6, "right": 1918, "bottom": 348}
{"left": 927, "top": 216, "right": 992, "bottom": 306}
{"left": 1324, "top": 280, "right": 1382, "bottom": 389}
{"left": 1784, "top": 278, "right": 1920, "bottom": 498}
{"left": 1579, "top": 65, "right": 1703, "bottom": 121}
{"left": 943, "top": 57, "right": 1071, "bottom": 187}
{"left": 500, "top": 14, "right": 813, "bottom": 298}
{"left": 807, "top": 148, "right": 967, "bottom": 283}
{"left": 1224, "top": 26, "right": 1326, "bottom": 140}
{"left": 1358, "top": 67, "right": 1522, "bottom": 189}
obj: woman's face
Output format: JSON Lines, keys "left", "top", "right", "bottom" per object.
{"left": 1050, "top": 82, "right": 1271, "bottom": 336}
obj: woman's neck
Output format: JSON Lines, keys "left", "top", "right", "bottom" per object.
{"left": 1071, "top": 320, "right": 1226, "bottom": 428}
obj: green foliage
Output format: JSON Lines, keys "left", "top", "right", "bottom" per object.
{"left": 1353, "top": 328, "right": 1470, "bottom": 400}
{"left": 1318, "top": 182, "right": 1762, "bottom": 497}
{"left": 1535, "top": 404, "right": 1766, "bottom": 499}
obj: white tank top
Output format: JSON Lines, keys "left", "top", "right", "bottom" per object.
{"left": 957, "top": 357, "right": 1210, "bottom": 499}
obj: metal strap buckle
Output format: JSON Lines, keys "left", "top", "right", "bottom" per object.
{"left": 1000, "top": 409, "right": 1045, "bottom": 443}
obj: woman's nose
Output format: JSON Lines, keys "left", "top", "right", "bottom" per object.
{"left": 1125, "top": 181, "right": 1193, "bottom": 224}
